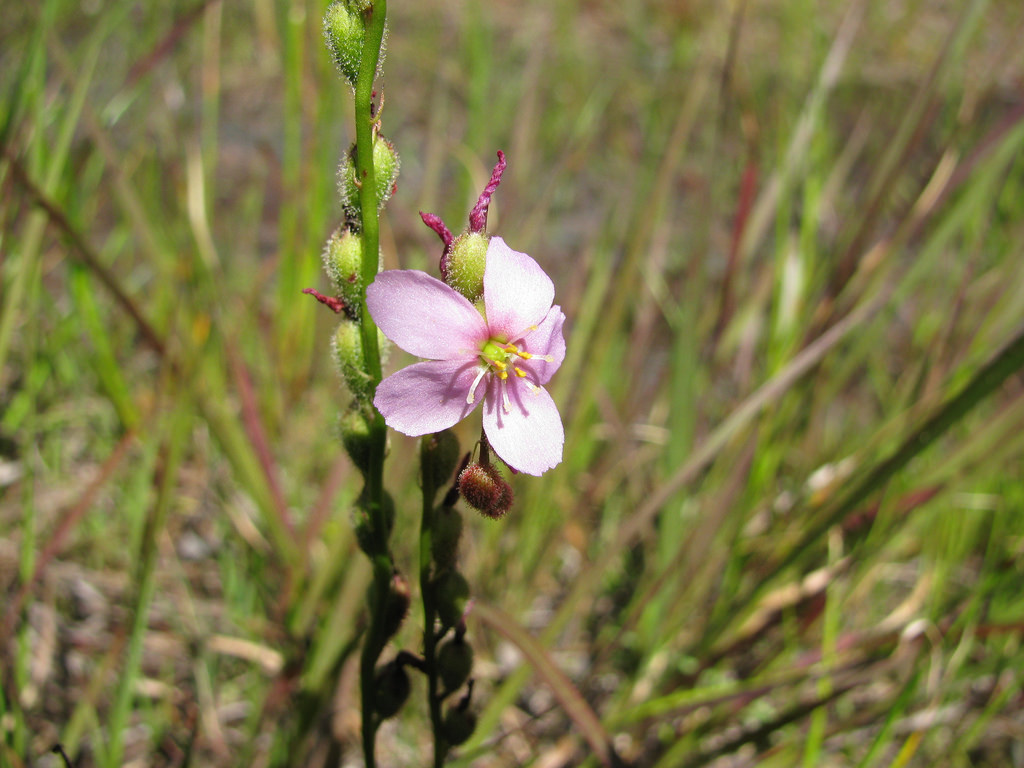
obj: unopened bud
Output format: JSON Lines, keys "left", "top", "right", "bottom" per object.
{"left": 338, "top": 136, "right": 401, "bottom": 216}
{"left": 430, "top": 506, "right": 463, "bottom": 570}
{"left": 332, "top": 320, "right": 388, "bottom": 402}
{"left": 374, "top": 659, "right": 410, "bottom": 719}
{"left": 434, "top": 570, "right": 469, "bottom": 631}
{"left": 458, "top": 463, "right": 513, "bottom": 519}
{"left": 323, "top": 2, "right": 363, "bottom": 86}
{"left": 437, "top": 634, "right": 473, "bottom": 692}
{"left": 444, "top": 231, "right": 489, "bottom": 302}
{"left": 323, "top": 227, "right": 381, "bottom": 314}
{"left": 332, "top": 320, "right": 369, "bottom": 400}
{"left": 323, "top": 1, "right": 385, "bottom": 87}
{"left": 421, "top": 430, "right": 460, "bottom": 493}
{"left": 441, "top": 706, "right": 477, "bottom": 746}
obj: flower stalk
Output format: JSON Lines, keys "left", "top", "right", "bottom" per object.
{"left": 419, "top": 456, "right": 447, "bottom": 768}
{"left": 351, "top": 3, "right": 390, "bottom": 767}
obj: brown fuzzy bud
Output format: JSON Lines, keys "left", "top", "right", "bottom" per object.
{"left": 458, "top": 463, "right": 513, "bottom": 519}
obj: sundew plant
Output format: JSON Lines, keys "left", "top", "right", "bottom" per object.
{"left": 313, "top": 2, "right": 571, "bottom": 755}
{"left": 2, "top": 1, "right": 1024, "bottom": 767}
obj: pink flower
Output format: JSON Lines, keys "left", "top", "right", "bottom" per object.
{"left": 366, "top": 237, "right": 565, "bottom": 476}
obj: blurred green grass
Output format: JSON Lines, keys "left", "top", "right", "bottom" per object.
{"left": 2, "top": 0, "right": 1024, "bottom": 766}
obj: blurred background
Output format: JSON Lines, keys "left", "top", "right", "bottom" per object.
{"left": 2, "top": 0, "right": 1024, "bottom": 766}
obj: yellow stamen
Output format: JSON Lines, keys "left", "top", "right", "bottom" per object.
{"left": 514, "top": 366, "right": 527, "bottom": 378}
{"left": 500, "top": 341, "right": 554, "bottom": 363}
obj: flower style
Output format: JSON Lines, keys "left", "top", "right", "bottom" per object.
{"left": 366, "top": 237, "right": 565, "bottom": 476}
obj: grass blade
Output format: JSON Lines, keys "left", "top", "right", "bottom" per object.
{"left": 472, "top": 601, "right": 622, "bottom": 768}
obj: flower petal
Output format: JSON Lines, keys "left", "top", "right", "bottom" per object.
{"left": 482, "top": 377, "right": 563, "bottom": 476}
{"left": 374, "top": 359, "right": 482, "bottom": 436}
{"left": 514, "top": 305, "right": 566, "bottom": 386}
{"left": 483, "top": 237, "right": 555, "bottom": 340}
{"left": 367, "top": 270, "right": 488, "bottom": 359}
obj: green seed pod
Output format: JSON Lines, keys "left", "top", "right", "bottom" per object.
{"left": 445, "top": 231, "right": 489, "bottom": 302}
{"left": 441, "top": 706, "right": 477, "bottom": 746}
{"left": 381, "top": 571, "right": 411, "bottom": 641}
{"left": 430, "top": 506, "right": 463, "bottom": 570}
{"left": 374, "top": 660, "right": 411, "bottom": 719}
{"left": 434, "top": 570, "right": 470, "bottom": 631}
{"left": 352, "top": 489, "right": 396, "bottom": 555}
{"left": 421, "top": 430, "right": 460, "bottom": 493}
{"left": 437, "top": 635, "right": 473, "bottom": 692}
{"left": 338, "top": 135, "right": 401, "bottom": 215}
{"left": 338, "top": 407, "right": 373, "bottom": 475}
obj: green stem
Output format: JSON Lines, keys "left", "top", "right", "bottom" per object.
{"left": 355, "top": 3, "right": 386, "bottom": 391}
{"left": 352, "top": 3, "right": 389, "bottom": 768}
{"left": 419, "top": 465, "right": 448, "bottom": 767}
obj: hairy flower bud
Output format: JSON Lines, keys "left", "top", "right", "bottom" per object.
{"left": 323, "top": 1, "right": 364, "bottom": 87}
{"left": 458, "top": 463, "right": 514, "bottom": 519}
{"left": 332, "top": 319, "right": 369, "bottom": 399}
{"left": 434, "top": 570, "right": 470, "bottom": 631}
{"left": 444, "top": 231, "right": 489, "bottom": 302}
{"left": 374, "top": 659, "right": 411, "bottom": 719}
{"left": 338, "top": 136, "right": 400, "bottom": 217}
{"left": 421, "top": 430, "right": 460, "bottom": 493}
{"left": 441, "top": 706, "right": 477, "bottom": 746}
{"left": 323, "top": 1, "right": 385, "bottom": 88}
{"left": 323, "top": 227, "right": 381, "bottom": 315}
{"left": 437, "top": 634, "right": 473, "bottom": 692}
{"left": 332, "top": 320, "right": 388, "bottom": 402}
{"left": 431, "top": 506, "right": 463, "bottom": 570}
